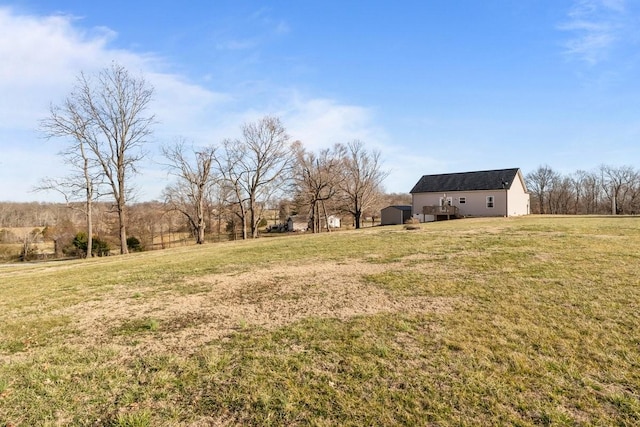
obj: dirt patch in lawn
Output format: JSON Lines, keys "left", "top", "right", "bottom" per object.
{"left": 56, "top": 260, "right": 454, "bottom": 355}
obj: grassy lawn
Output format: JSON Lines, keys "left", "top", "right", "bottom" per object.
{"left": 1, "top": 216, "right": 639, "bottom": 426}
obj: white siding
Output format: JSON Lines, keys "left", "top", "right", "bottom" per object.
{"left": 506, "top": 171, "right": 530, "bottom": 216}
{"left": 413, "top": 190, "right": 509, "bottom": 219}
{"left": 410, "top": 168, "right": 530, "bottom": 221}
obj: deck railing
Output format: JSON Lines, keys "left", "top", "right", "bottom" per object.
{"left": 422, "top": 205, "right": 459, "bottom": 217}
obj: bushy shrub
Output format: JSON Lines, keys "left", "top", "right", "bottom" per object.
{"left": 72, "top": 232, "right": 111, "bottom": 257}
{"left": 404, "top": 217, "right": 421, "bottom": 230}
{"left": 127, "top": 236, "right": 143, "bottom": 252}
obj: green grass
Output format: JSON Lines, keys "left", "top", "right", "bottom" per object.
{"left": 1, "top": 216, "right": 639, "bottom": 425}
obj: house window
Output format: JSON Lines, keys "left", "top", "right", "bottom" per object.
{"left": 459, "top": 197, "right": 466, "bottom": 204}
{"left": 486, "top": 196, "right": 494, "bottom": 208}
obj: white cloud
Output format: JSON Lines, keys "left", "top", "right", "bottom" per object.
{"left": 381, "top": 152, "right": 450, "bottom": 194}
{"left": 559, "top": 0, "right": 629, "bottom": 64}
{"left": 600, "top": 0, "right": 626, "bottom": 13}
{"left": 0, "top": 11, "right": 107, "bottom": 81}
{"left": 278, "top": 95, "right": 445, "bottom": 194}
{"left": 274, "top": 21, "right": 291, "bottom": 35}
{"left": 0, "top": 7, "right": 151, "bottom": 129}
{"left": 148, "top": 71, "right": 232, "bottom": 141}
{"left": 0, "top": 7, "right": 226, "bottom": 202}
{"left": 215, "top": 7, "right": 290, "bottom": 52}
{"left": 0, "top": 7, "right": 385, "bottom": 201}
{"left": 249, "top": 7, "right": 290, "bottom": 35}
{"left": 281, "top": 94, "right": 385, "bottom": 150}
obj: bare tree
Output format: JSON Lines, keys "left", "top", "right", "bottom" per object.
{"left": 526, "top": 165, "right": 559, "bottom": 214}
{"left": 19, "top": 228, "right": 43, "bottom": 262}
{"left": 293, "top": 143, "right": 343, "bottom": 233}
{"left": 336, "top": 140, "right": 388, "bottom": 229}
{"left": 600, "top": 165, "right": 639, "bottom": 215}
{"left": 523, "top": 165, "right": 640, "bottom": 215}
{"left": 162, "top": 141, "right": 218, "bottom": 244}
{"left": 42, "top": 63, "right": 155, "bottom": 254}
{"left": 217, "top": 141, "right": 250, "bottom": 240}
{"left": 218, "top": 116, "right": 293, "bottom": 239}
{"left": 571, "top": 170, "right": 602, "bottom": 214}
{"left": 40, "top": 94, "right": 105, "bottom": 257}
{"left": 43, "top": 215, "right": 77, "bottom": 258}
{"left": 547, "top": 175, "right": 575, "bottom": 214}
{"left": 127, "top": 201, "right": 164, "bottom": 250}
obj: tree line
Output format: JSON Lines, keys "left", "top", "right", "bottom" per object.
{"left": 33, "top": 63, "right": 391, "bottom": 256}
{"left": 526, "top": 164, "right": 640, "bottom": 215}
{"left": 0, "top": 189, "right": 410, "bottom": 261}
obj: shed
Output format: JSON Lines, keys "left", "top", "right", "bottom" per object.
{"left": 287, "top": 215, "right": 309, "bottom": 232}
{"left": 380, "top": 205, "right": 413, "bottom": 225}
{"left": 326, "top": 215, "right": 341, "bottom": 229}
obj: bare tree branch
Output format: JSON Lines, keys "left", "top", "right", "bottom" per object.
{"left": 162, "top": 140, "right": 218, "bottom": 244}
{"left": 217, "top": 116, "right": 293, "bottom": 239}
{"left": 336, "top": 140, "right": 388, "bottom": 229}
{"left": 40, "top": 63, "right": 155, "bottom": 254}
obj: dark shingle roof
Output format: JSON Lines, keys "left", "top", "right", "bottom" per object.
{"left": 387, "top": 205, "right": 412, "bottom": 211}
{"left": 410, "top": 168, "right": 521, "bottom": 193}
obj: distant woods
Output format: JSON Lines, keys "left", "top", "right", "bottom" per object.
{"left": 526, "top": 164, "right": 640, "bottom": 215}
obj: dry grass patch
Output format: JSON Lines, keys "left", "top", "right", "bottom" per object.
{"left": 51, "top": 261, "right": 453, "bottom": 359}
{"left": 1, "top": 216, "right": 639, "bottom": 425}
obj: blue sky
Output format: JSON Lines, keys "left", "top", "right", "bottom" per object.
{"left": 1, "top": 0, "right": 639, "bottom": 202}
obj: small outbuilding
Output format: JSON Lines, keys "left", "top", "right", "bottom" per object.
{"left": 286, "top": 214, "right": 341, "bottom": 231}
{"left": 380, "top": 205, "right": 413, "bottom": 225}
{"left": 287, "top": 215, "right": 309, "bottom": 232}
{"left": 326, "top": 215, "right": 341, "bottom": 229}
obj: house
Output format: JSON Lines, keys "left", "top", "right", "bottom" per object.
{"left": 380, "top": 205, "right": 413, "bottom": 225}
{"left": 410, "top": 168, "right": 530, "bottom": 222}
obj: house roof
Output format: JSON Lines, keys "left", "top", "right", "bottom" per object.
{"left": 410, "top": 168, "right": 521, "bottom": 193}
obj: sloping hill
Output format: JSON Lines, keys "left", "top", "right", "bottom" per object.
{"left": 1, "top": 216, "right": 639, "bottom": 425}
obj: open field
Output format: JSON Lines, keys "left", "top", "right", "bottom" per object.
{"left": 1, "top": 216, "right": 639, "bottom": 426}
